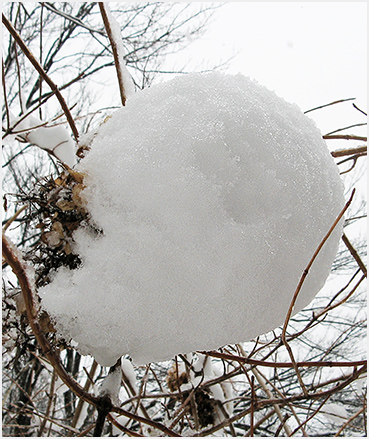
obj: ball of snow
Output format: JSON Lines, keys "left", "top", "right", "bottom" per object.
{"left": 40, "top": 73, "right": 344, "bottom": 366}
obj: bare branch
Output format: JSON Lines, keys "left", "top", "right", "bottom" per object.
{"left": 2, "top": 12, "right": 79, "bottom": 141}
{"left": 304, "top": 97, "right": 356, "bottom": 114}
{"left": 331, "top": 145, "right": 367, "bottom": 157}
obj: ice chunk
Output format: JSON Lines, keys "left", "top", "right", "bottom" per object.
{"left": 40, "top": 72, "right": 345, "bottom": 366}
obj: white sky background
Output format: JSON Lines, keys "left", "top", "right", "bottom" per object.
{"left": 162, "top": 2, "right": 367, "bottom": 136}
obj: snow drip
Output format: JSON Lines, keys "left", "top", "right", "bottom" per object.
{"left": 40, "top": 72, "right": 345, "bottom": 366}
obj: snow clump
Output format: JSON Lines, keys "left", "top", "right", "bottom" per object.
{"left": 40, "top": 72, "right": 345, "bottom": 366}
{"left": 10, "top": 113, "right": 77, "bottom": 167}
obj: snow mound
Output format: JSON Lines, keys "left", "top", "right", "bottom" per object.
{"left": 40, "top": 73, "right": 345, "bottom": 366}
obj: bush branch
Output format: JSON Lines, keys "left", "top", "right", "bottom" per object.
{"left": 2, "top": 13, "right": 79, "bottom": 141}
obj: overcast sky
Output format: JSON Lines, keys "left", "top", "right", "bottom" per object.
{"left": 166, "top": 2, "right": 367, "bottom": 137}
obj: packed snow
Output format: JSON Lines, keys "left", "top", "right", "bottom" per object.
{"left": 98, "top": 364, "right": 122, "bottom": 406}
{"left": 40, "top": 72, "right": 345, "bottom": 366}
{"left": 10, "top": 113, "right": 76, "bottom": 167}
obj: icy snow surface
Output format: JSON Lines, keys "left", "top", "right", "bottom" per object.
{"left": 40, "top": 73, "right": 345, "bottom": 366}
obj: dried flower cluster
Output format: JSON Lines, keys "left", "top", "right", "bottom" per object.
{"left": 20, "top": 168, "right": 101, "bottom": 289}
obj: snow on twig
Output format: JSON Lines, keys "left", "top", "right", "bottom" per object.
{"left": 9, "top": 112, "right": 77, "bottom": 167}
{"left": 331, "top": 145, "right": 367, "bottom": 157}
{"left": 99, "top": 3, "right": 134, "bottom": 106}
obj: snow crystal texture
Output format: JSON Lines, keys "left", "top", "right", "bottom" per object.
{"left": 40, "top": 73, "right": 345, "bottom": 366}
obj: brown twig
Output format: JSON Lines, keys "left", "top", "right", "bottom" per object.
{"left": 202, "top": 350, "right": 366, "bottom": 369}
{"left": 325, "top": 123, "right": 367, "bottom": 136}
{"left": 2, "top": 205, "right": 27, "bottom": 232}
{"left": 312, "top": 273, "right": 365, "bottom": 322}
{"left": 2, "top": 13, "right": 79, "bottom": 141}
{"left": 2, "top": 59, "right": 10, "bottom": 131}
{"left": 37, "top": 369, "right": 56, "bottom": 436}
{"left": 249, "top": 376, "right": 255, "bottom": 436}
{"left": 338, "top": 153, "right": 366, "bottom": 175}
{"left": 281, "top": 189, "right": 355, "bottom": 394}
{"left": 67, "top": 360, "right": 99, "bottom": 436}
{"left": 236, "top": 344, "right": 295, "bottom": 436}
{"left": 111, "top": 405, "right": 182, "bottom": 436}
{"left": 331, "top": 146, "right": 367, "bottom": 158}
{"left": 334, "top": 406, "right": 366, "bottom": 437}
{"left": 289, "top": 394, "right": 332, "bottom": 436}
{"left": 342, "top": 233, "right": 367, "bottom": 277}
{"left": 352, "top": 102, "right": 367, "bottom": 116}
{"left": 98, "top": 3, "right": 127, "bottom": 106}
{"left": 323, "top": 134, "right": 367, "bottom": 141}
{"left": 253, "top": 368, "right": 295, "bottom": 436}
{"left": 106, "top": 413, "right": 144, "bottom": 437}
{"left": 3, "top": 235, "right": 182, "bottom": 436}
{"left": 194, "top": 364, "right": 366, "bottom": 437}
{"left": 2, "top": 233, "right": 98, "bottom": 405}
{"left": 304, "top": 98, "right": 356, "bottom": 114}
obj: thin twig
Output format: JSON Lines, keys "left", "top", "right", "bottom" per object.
{"left": 352, "top": 103, "right": 367, "bottom": 116}
{"left": 106, "top": 413, "right": 144, "bottom": 437}
{"left": 237, "top": 343, "right": 294, "bottom": 436}
{"left": 334, "top": 406, "right": 366, "bottom": 437}
{"left": 323, "top": 134, "right": 367, "bottom": 141}
{"left": 325, "top": 122, "right": 367, "bottom": 136}
{"left": 342, "top": 233, "right": 367, "bottom": 277}
{"left": 2, "top": 59, "right": 10, "bottom": 131}
{"left": 67, "top": 361, "right": 99, "bottom": 435}
{"left": 37, "top": 369, "right": 56, "bottom": 436}
{"left": 14, "top": 39, "right": 24, "bottom": 112}
{"left": 289, "top": 394, "right": 332, "bottom": 436}
{"left": 304, "top": 98, "right": 356, "bottom": 114}
{"left": 253, "top": 368, "right": 294, "bottom": 436}
{"left": 2, "top": 232, "right": 98, "bottom": 405}
{"left": 249, "top": 376, "right": 255, "bottom": 436}
{"left": 331, "top": 145, "right": 367, "bottom": 158}
{"left": 2, "top": 205, "right": 27, "bottom": 232}
{"left": 202, "top": 350, "right": 366, "bottom": 369}
{"left": 338, "top": 153, "right": 366, "bottom": 174}
{"left": 111, "top": 405, "right": 181, "bottom": 437}
{"left": 281, "top": 189, "right": 355, "bottom": 393}
{"left": 39, "top": 2, "right": 44, "bottom": 120}
{"left": 193, "top": 365, "right": 366, "bottom": 437}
